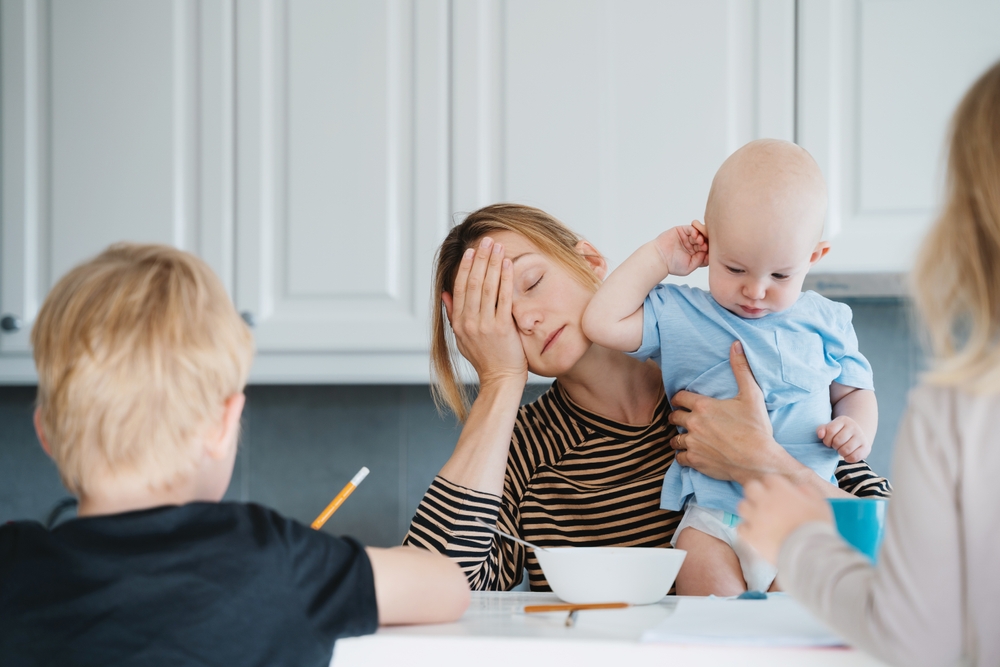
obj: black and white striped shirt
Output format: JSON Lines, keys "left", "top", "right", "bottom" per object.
{"left": 404, "top": 381, "right": 891, "bottom": 591}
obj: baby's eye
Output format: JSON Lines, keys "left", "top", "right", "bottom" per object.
{"left": 771, "top": 273, "right": 789, "bottom": 280}
{"left": 726, "top": 266, "right": 744, "bottom": 274}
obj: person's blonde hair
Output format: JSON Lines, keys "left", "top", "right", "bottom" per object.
{"left": 913, "top": 60, "right": 1000, "bottom": 392}
{"left": 431, "top": 204, "right": 600, "bottom": 420}
{"left": 32, "top": 243, "right": 255, "bottom": 497}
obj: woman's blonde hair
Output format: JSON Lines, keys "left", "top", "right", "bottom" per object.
{"left": 913, "top": 59, "right": 1000, "bottom": 392}
{"left": 32, "top": 243, "right": 255, "bottom": 497}
{"left": 431, "top": 204, "right": 600, "bottom": 420}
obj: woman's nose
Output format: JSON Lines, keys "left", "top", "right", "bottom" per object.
{"left": 512, "top": 303, "right": 541, "bottom": 333}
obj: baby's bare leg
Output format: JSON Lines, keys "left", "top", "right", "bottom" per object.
{"left": 674, "top": 527, "right": 747, "bottom": 596}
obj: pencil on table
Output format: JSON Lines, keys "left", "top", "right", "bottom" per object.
{"left": 311, "top": 466, "right": 370, "bottom": 530}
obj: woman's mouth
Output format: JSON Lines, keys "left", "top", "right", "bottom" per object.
{"left": 542, "top": 326, "right": 566, "bottom": 354}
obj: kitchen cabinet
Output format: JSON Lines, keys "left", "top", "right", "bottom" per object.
{"left": 2, "top": 0, "right": 998, "bottom": 383}
{"left": 0, "top": 0, "right": 234, "bottom": 381}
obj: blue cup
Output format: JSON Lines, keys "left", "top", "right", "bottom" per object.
{"left": 827, "top": 498, "right": 887, "bottom": 562}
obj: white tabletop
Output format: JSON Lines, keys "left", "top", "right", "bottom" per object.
{"left": 332, "top": 592, "right": 890, "bottom": 666}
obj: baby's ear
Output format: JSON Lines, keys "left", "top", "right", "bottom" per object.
{"left": 692, "top": 220, "right": 708, "bottom": 238}
{"left": 809, "top": 241, "right": 831, "bottom": 265}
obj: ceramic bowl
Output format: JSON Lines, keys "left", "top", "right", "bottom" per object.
{"left": 533, "top": 547, "right": 686, "bottom": 605}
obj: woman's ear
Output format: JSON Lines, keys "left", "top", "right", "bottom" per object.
{"left": 575, "top": 240, "right": 608, "bottom": 280}
{"left": 441, "top": 291, "right": 453, "bottom": 322}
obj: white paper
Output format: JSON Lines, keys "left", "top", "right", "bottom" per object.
{"left": 641, "top": 594, "right": 846, "bottom": 647}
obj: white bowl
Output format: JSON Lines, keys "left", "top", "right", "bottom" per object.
{"left": 533, "top": 547, "right": 686, "bottom": 605}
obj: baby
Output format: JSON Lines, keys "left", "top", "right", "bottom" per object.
{"left": 582, "top": 139, "right": 878, "bottom": 595}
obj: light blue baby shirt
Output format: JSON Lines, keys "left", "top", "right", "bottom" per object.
{"left": 629, "top": 284, "right": 874, "bottom": 515}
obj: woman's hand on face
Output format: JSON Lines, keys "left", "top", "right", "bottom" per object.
{"left": 736, "top": 475, "right": 834, "bottom": 565}
{"left": 667, "top": 341, "right": 779, "bottom": 483}
{"left": 442, "top": 237, "right": 528, "bottom": 387}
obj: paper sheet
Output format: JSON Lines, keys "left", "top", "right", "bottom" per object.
{"left": 641, "top": 594, "right": 846, "bottom": 647}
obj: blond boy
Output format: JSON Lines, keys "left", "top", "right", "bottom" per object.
{"left": 583, "top": 140, "right": 878, "bottom": 595}
{"left": 0, "top": 243, "right": 469, "bottom": 666}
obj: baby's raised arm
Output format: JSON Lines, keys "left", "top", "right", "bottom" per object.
{"left": 583, "top": 223, "right": 708, "bottom": 352}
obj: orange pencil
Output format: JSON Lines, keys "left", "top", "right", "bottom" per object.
{"left": 311, "top": 467, "right": 369, "bottom": 530}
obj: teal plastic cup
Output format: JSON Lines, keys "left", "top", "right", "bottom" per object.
{"left": 827, "top": 498, "right": 887, "bottom": 562}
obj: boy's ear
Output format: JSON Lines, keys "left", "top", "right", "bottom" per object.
{"left": 205, "top": 393, "right": 247, "bottom": 461}
{"left": 33, "top": 407, "right": 52, "bottom": 458}
{"left": 575, "top": 240, "right": 608, "bottom": 280}
{"left": 809, "top": 241, "right": 831, "bottom": 266}
{"left": 692, "top": 220, "right": 708, "bottom": 238}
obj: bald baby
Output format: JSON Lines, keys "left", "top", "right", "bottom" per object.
{"left": 582, "top": 137, "right": 877, "bottom": 597}
{"left": 706, "top": 138, "right": 827, "bottom": 254}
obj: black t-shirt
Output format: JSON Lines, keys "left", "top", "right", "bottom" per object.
{"left": 0, "top": 502, "right": 378, "bottom": 666}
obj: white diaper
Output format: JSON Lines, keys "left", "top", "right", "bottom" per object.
{"left": 671, "top": 503, "right": 777, "bottom": 592}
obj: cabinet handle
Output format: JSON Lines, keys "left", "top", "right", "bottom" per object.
{"left": 1, "top": 314, "right": 22, "bottom": 332}
{"left": 240, "top": 311, "right": 256, "bottom": 328}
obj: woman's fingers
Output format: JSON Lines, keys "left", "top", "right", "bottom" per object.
{"left": 481, "top": 242, "right": 505, "bottom": 313}
{"left": 451, "top": 248, "right": 475, "bottom": 318}
{"left": 728, "top": 341, "right": 761, "bottom": 398}
{"left": 464, "top": 237, "right": 494, "bottom": 316}
{"left": 496, "top": 258, "right": 514, "bottom": 321}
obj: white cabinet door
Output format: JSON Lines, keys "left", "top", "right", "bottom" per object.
{"left": 452, "top": 0, "right": 798, "bottom": 290}
{"left": 798, "top": 0, "right": 1000, "bottom": 274}
{"left": 0, "top": 0, "right": 234, "bottom": 382}
{"left": 234, "top": 0, "right": 449, "bottom": 382}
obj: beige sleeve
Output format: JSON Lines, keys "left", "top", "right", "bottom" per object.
{"left": 778, "top": 386, "right": 966, "bottom": 667}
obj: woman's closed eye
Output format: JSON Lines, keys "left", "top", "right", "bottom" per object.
{"left": 525, "top": 275, "right": 543, "bottom": 292}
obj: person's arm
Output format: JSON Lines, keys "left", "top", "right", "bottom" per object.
{"left": 402, "top": 236, "right": 530, "bottom": 591}
{"left": 669, "top": 341, "right": 855, "bottom": 498}
{"left": 365, "top": 546, "right": 471, "bottom": 625}
{"left": 582, "top": 224, "right": 708, "bottom": 353}
{"left": 817, "top": 384, "right": 878, "bottom": 463}
{"left": 738, "top": 386, "right": 964, "bottom": 666}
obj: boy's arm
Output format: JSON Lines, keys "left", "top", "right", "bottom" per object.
{"left": 818, "top": 384, "right": 878, "bottom": 463}
{"left": 366, "top": 545, "right": 470, "bottom": 625}
{"left": 582, "top": 224, "right": 708, "bottom": 352}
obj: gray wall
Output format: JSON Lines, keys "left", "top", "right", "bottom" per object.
{"left": 0, "top": 299, "right": 922, "bottom": 547}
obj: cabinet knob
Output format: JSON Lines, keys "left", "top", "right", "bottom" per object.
{"left": 1, "top": 314, "right": 22, "bottom": 333}
{"left": 240, "top": 311, "right": 256, "bottom": 328}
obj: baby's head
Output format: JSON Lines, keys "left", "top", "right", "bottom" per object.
{"left": 703, "top": 139, "right": 829, "bottom": 318}
{"left": 32, "top": 243, "right": 254, "bottom": 507}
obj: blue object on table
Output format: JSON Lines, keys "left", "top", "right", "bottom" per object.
{"left": 827, "top": 498, "right": 887, "bottom": 562}
{"left": 736, "top": 590, "right": 768, "bottom": 600}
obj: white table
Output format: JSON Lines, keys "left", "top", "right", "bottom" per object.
{"left": 332, "top": 592, "right": 890, "bottom": 666}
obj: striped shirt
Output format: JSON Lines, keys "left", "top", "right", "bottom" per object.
{"left": 404, "top": 381, "right": 892, "bottom": 591}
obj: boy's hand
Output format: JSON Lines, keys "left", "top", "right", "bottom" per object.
{"left": 817, "top": 416, "right": 871, "bottom": 463}
{"left": 653, "top": 222, "right": 709, "bottom": 277}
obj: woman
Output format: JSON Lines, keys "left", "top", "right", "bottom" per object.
{"left": 738, "top": 62, "right": 1000, "bottom": 665}
{"left": 404, "top": 205, "right": 890, "bottom": 593}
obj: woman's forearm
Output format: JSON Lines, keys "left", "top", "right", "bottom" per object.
{"left": 438, "top": 377, "right": 525, "bottom": 496}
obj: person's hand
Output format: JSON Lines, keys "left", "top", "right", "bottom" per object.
{"left": 667, "top": 341, "right": 777, "bottom": 482}
{"left": 736, "top": 475, "right": 834, "bottom": 565}
{"left": 817, "top": 416, "right": 871, "bottom": 463}
{"left": 442, "top": 237, "right": 528, "bottom": 387}
{"left": 653, "top": 222, "right": 709, "bottom": 277}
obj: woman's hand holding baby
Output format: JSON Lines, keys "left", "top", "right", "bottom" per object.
{"left": 818, "top": 416, "right": 872, "bottom": 463}
{"left": 653, "top": 222, "right": 709, "bottom": 277}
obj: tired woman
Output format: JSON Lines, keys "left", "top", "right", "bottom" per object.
{"left": 403, "top": 204, "right": 890, "bottom": 593}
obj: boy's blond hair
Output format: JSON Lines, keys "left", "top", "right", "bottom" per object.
{"left": 32, "top": 243, "right": 255, "bottom": 497}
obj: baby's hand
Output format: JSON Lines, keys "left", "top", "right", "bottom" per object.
{"left": 817, "top": 416, "right": 871, "bottom": 463}
{"left": 654, "top": 222, "right": 709, "bottom": 277}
